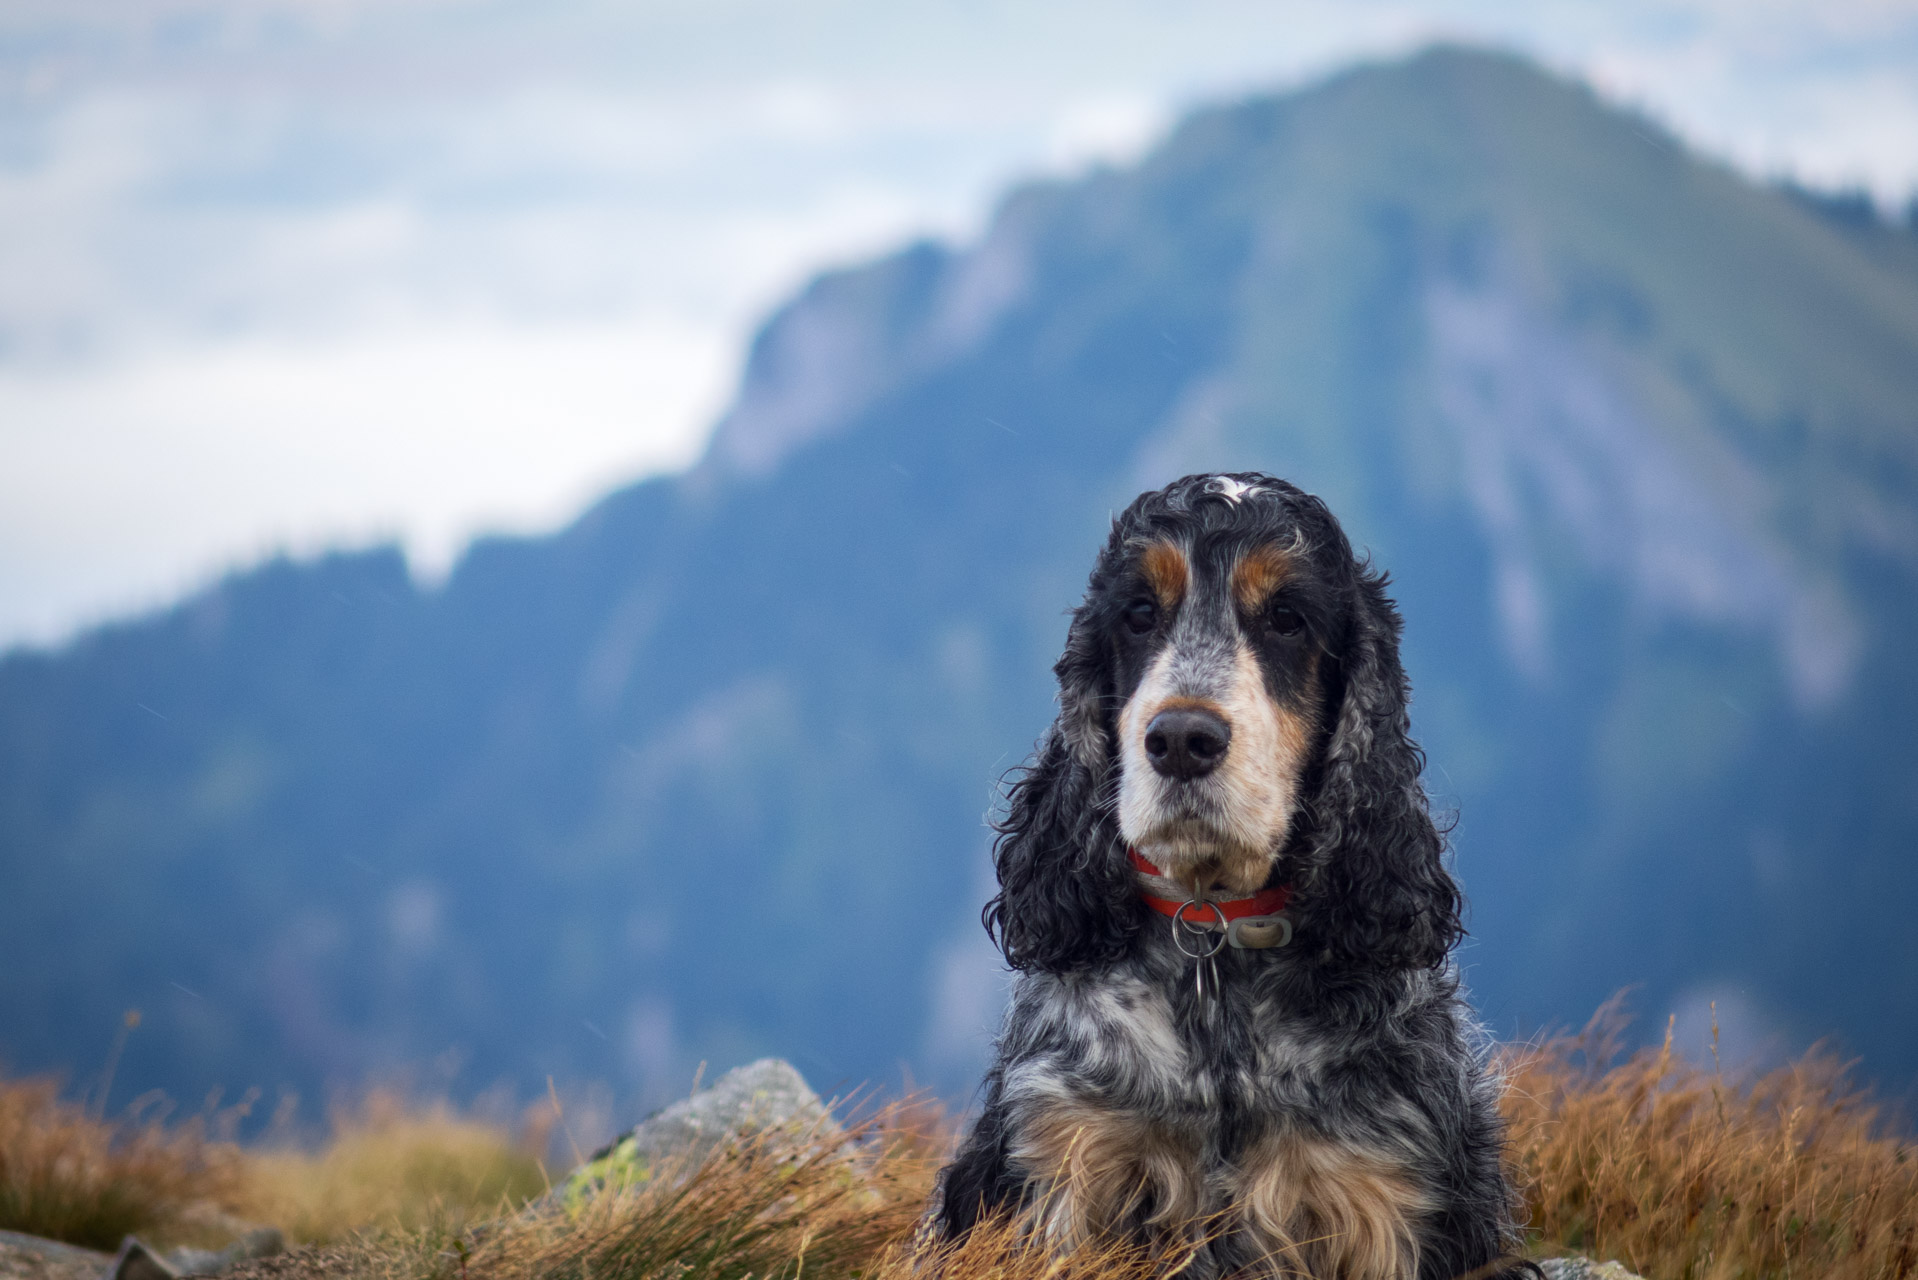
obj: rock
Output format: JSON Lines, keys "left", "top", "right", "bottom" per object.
{"left": 545, "top": 1058, "right": 835, "bottom": 1209}
{"left": 166, "top": 1229, "right": 284, "bottom": 1278}
{"left": 105, "top": 1240, "right": 174, "bottom": 1280}
{"left": 104, "top": 1228, "right": 285, "bottom": 1280}
{"left": 1538, "top": 1258, "right": 1648, "bottom": 1280}
{"left": 0, "top": 1230, "right": 112, "bottom": 1280}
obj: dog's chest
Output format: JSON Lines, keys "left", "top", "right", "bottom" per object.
{"left": 1015, "top": 967, "right": 1330, "bottom": 1123}
{"left": 1004, "top": 968, "right": 1442, "bottom": 1277}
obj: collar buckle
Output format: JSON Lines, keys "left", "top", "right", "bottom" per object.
{"left": 1225, "top": 914, "right": 1293, "bottom": 950}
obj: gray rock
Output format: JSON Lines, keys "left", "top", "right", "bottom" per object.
{"left": 1538, "top": 1258, "right": 1648, "bottom": 1280}
{"left": 545, "top": 1058, "right": 835, "bottom": 1209}
{"left": 166, "top": 1229, "right": 284, "bottom": 1278}
{"left": 107, "top": 1228, "right": 284, "bottom": 1280}
{"left": 104, "top": 1239, "right": 173, "bottom": 1280}
{"left": 0, "top": 1230, "right": 112, "bottom": 1280}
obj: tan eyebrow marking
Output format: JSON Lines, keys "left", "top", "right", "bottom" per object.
{"left": 1232, "top": 544, "right": 1293, "bottom": 611}
{"left": 1139, "top": 541, "right": 1188, "bottom": 609}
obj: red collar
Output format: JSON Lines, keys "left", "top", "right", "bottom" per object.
{"left": 1129, "top": 848, "right": 1291, "bottom": 923}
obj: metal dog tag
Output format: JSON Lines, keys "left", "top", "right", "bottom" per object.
{"left": 1170, "top": 897, "right": 1228, "bottom": 1012}
{"left": 1196, "top": 953, "right": 1219, "bottom": 1006}
{"left": 1226, "top": 914, "right": 1293, "bottom": 950}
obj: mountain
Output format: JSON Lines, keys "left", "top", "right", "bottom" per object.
{"left": 4, "top": 46, "right": 1917, "bottom": 1114}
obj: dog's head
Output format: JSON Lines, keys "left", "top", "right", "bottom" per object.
{"left": 986, "top": 472, "right": 1461, "bottom": 975}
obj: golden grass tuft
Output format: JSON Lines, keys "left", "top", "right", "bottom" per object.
{"left": 0, "top": 1075, "right": 545, "bottom": 1254}
{"left": 879, "top": 1211, "right": 1174, "bottom": 1280}
{"left": 0, "top": 1073, "right": 248, "bottom": 1251}
{"left": 235, "top": 1091, "right": 549, "bottom": 1245}
{"left": 1502, "top": 1007, "right": 1918, "bottom": 1280}
{"left": 223, "top": 1098, "right": 953, "bottom": 1280}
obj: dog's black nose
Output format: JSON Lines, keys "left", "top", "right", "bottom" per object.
{"left": 1143, "top": 707, "right": 1231, "bottom": 780}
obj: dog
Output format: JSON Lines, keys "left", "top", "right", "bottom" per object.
{"left": 931, "top": 474, "right": 1528, "bottom": 1280}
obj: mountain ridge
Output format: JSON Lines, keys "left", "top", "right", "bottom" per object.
{"left": 3, "top": 45, "right": 1915, "bottom": 1112}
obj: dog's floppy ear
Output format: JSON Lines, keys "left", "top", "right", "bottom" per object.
{"left": 982, "top": 599, "right": 1138, "bottom": 973}
{"left": 1292, "top": 568, "right": 1462, "bottom": 973}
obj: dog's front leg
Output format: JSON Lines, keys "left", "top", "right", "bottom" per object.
{"left": 1006, "top": 1092, "right": 1206, "bottom": 1249}
{"left": 1230, "top": 1128, "right": 1433, "bottom": 1280}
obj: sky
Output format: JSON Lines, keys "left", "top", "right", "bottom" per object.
{"left": 3, "top": 0, "right": 1916, "bottom": 649}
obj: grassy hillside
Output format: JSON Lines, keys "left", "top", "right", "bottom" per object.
{"left": 5, "top": 1026, "right": 1914, "bottom": 1280}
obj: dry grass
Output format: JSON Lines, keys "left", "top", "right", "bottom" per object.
{"left": 222, "top": 1097, "right": 1185, "bottom": 1280}
{"left": 0, "top": 1076, "right": 545, "bottom": 1253}
{"left": 9, "top": 1010, "right": 1918, "bottom": 1279}
{"left": 0, "top": 1073, "right": 249, "bottom": 1251}
{"left": 235, "top": 1091, "right": 549, "bottom": 1245}
{"left": 1502, "top": 1007, "right": 1918, "bottom": 1279}
{"left": 474, "top": 1112, "right": 930, "bottom": 1280}
{"left": 224, "top": 1098, "right": 952, "bottom": 1280}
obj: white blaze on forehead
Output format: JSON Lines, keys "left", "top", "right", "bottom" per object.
{"left": 1205, "top": 475, "right": 1265, "bottom": 505}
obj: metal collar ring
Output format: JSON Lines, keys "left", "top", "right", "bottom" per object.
{"left": 1170, "top": 897, "right": 1228, "bottom": 959}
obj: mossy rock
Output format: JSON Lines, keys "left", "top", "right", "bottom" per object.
{"left": 1539, "top": 1258, "right": 1647, "bottom": 1280}
{"left": 550, "top": 1059, "right": 835, "bottom": 1211}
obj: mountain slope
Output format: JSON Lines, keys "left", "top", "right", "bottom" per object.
{"left": 3, "top": 46, "right": 1916, "bottom": 1109}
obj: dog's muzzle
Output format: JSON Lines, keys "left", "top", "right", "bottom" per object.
{"left": 1143, "top": 706, "right": 1231, "bottom": 781}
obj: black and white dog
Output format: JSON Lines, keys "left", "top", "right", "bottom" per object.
{"left": 932, "top": 474, "right": 1527, "bottom": 1280}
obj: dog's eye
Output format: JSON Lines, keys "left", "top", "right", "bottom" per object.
{"left": 1122, "top": 600, "right": 1158, "bottom": 635}
{"left": 1267, "top": 605, "right": 1305, "bottom": 637}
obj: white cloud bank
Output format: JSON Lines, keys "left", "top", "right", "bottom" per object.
{"left": 0, "top": 317, "right": 728, "bottom": 637}
{"left": 1, "top": 0, "right": 1914, "bottom": 647}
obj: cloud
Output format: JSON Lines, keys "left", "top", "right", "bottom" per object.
{"left": 3, "top": 0, "right": 1916, "bottom": 647}
{"left": 0, "top": 73, "right": 964, "bottom": 645}
{"left": 1046, "top": 94, "right": 1171, "bottom": 172}
{"left": 0, "top": 315, "right": 730, "bottom": 643}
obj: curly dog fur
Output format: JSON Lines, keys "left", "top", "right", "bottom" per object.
{"left": 931, "top": 473, "right": 1528, "bottom": 1280}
